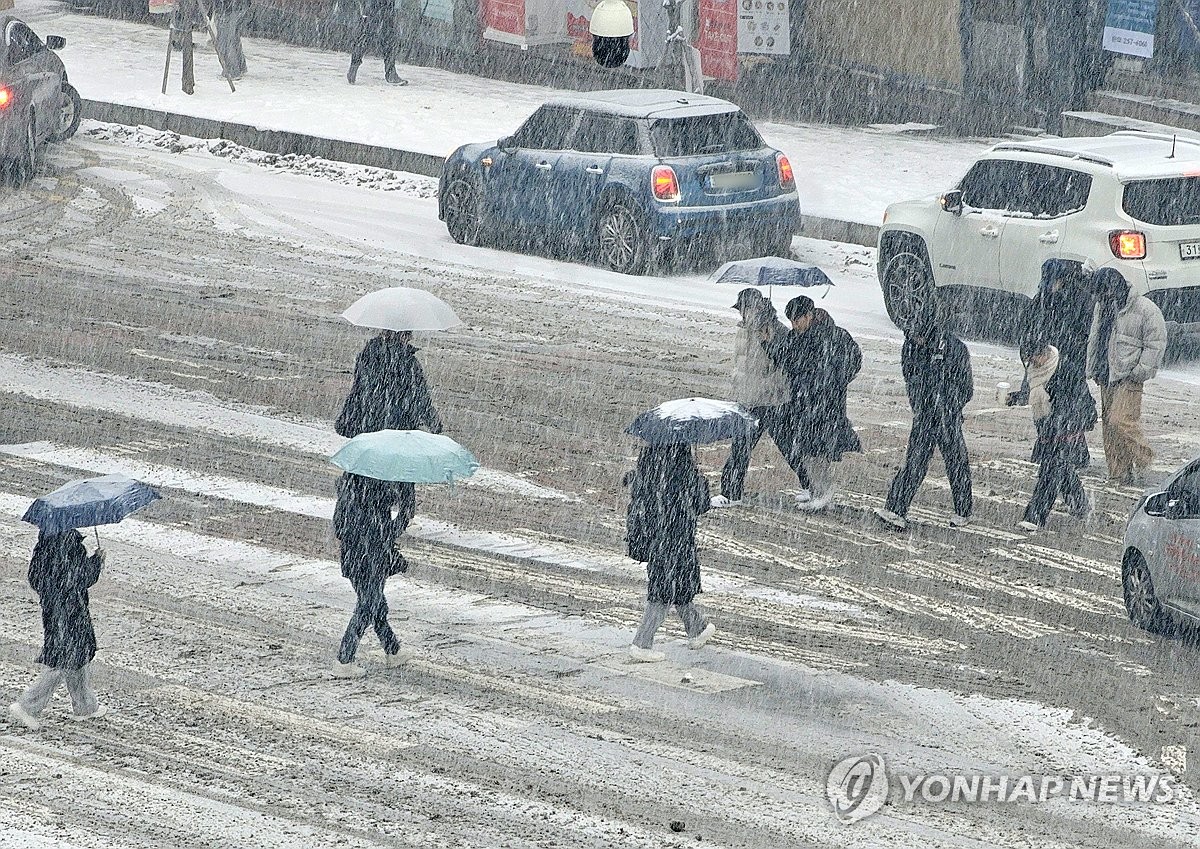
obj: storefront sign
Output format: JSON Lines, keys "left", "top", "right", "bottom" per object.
{"left": 736, "top": 0, "right": 789, "bottom": 55}
{"left": 697, "top": 0, "right": 739, "bottom": 80}
{"left": 147, "top": 0, "right": 179, "bottom": 14}
{"left": 1103, "top": 0, "right": 1159, "bottom": 57}
{"left": 482, "top": 0, "right": 568, "bottom": 47}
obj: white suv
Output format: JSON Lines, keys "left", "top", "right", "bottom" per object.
{"left": 877, "top": 131, "right": 1200, "bottom": 339}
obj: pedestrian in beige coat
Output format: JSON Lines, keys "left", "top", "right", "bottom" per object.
{"left": 1085, "top": 268, "right": 1167, "bottom": 485}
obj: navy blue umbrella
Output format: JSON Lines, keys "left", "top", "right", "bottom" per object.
{"left": 712, "top": 257, "right": 834, "bottom": 289}
{"left": 22, "top": 474, "right": 161, "bottom": 534}
{"left": 627, "top": 398, "right": 758, "bottom": 445}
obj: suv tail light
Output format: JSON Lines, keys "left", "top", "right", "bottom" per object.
{"left": 1109, "top": 230, "right": 1147, "bottom": 260}
{"left": 0, "top": 86, "right": 11, "bottom": 110}
{"left": 651, "top": 165, "right": 680, "bottom": 202}
{"left": 777, "top": 153, "right": 794, "bottom": 188}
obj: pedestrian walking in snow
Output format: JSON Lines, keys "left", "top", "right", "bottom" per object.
{"left": 170, "top": 0, "right": 203, "bottom": 95}
{"left": 332, "top": 473, "right": 409, "bottom": 678}
{"left": 1017, "top": 338, "right": 1097, "bottom": 531}
{"left": 1007, "top": 259, "right": 1094, "bottom": 405}
{"left": 8, "top": 530, "right": 108, "bottom": 730}
{"left": 211, "top": 0, "right": 249, "bottom": 80}
{"left": 624, "top": 444, "right": 717, "bottom": 662}
{"left": 1085, "top": 268, "right": 1167, "bottom": 485}
{"left": 874, "top": 317, "right": 974, "bottom": 530}
{"left": 346, "top": 0, "right": 407, "bottom": 85}
{"left": 711, "top": 288, "right": 811, "bottom": 508}
{"left": 765, "top": 296, "right": 862, "bottom": 511}
{"left": 336, "top": 330, "right": 443, "bottom": 438}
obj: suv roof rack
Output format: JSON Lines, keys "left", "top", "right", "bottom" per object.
{"left": 990, "top": 141, "right": 1116, "bottom": 167}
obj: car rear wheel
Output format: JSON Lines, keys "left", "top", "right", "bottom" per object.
{"left": 442, "top": 179, "right": 485, "bottom": 246}
{"left": 49, "top": 83, "right": 82, "bottom": 143}
{"left": 882, "top": 249, "right": 935, "bottom": 331}
{"left": 597, "top": 202, "right": 650, "bottom": 275}
{"left": 1122, "top": 551, "right": 1173, "bottom": 635}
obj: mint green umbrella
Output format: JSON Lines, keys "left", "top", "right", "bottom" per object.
{"left": 331, "top": 430, "right": 480, "bottom": 483}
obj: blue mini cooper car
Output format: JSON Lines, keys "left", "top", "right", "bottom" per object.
{"left": 438, "top": 89, "right": 801, "bottom": 275}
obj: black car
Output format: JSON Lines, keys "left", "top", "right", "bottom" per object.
{"left": 0, "top": 16, "right": 80, "bottom": 186}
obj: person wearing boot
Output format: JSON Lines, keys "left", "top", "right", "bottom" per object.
{"left": 347, "top": 0, "right": 407, "bottom": 85}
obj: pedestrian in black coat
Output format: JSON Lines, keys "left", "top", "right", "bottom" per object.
{"left": 764, "top": 297, "right": 862, "bottom": 511}
{"left": 624, "top": 444, "right": 717, "bottom": 662}
{"left": 347, "top": 0, "right": 406, "bottom": 85}
{"left": 875, "top": 322, "right": 974, "bottom": 529}
{"left": 8, "top": 530, "right": 107, "bottom": 730}
{"left": 1008, "top": 259, "right": 1094, "bottom": 404}
{"left": 336, "top": 330, "right": 443, "bottom": 438}
{"left": 332, "top": 473, "right": 407, "bottom": 677}
{"left": 1018, "top": 339, "right": 1097, "bottom": 531}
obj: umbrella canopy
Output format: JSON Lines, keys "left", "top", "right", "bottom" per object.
{"left": 331, "top": 430, "right": 480, "bottom": 483}
{"left": 626, "top": 398, "right": 758, "bottom": 445}
{"left": 712, "top": 257, "right": 834, "bottom": 289}
{"left": 22, "top": 474, "right": 161, "bottom": 533}
{"left": 342, "top": 287, "right": 464, "bottom": 332}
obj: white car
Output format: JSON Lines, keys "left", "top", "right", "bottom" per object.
{"left": 878, "top": 131, "right": 1200, "bottom": 339}
{"left": 1122, "top": 457, "right": 1200, "bottom": 634}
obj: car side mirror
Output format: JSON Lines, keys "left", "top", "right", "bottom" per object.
{"left": 46, "top": 35, "right": 66, "bottom": 51}
{"left": 1144, "top": 492, "right": 1169, "bottom": 516}
{"left": 940, "top": 190, "right": 963, "bottom": 216}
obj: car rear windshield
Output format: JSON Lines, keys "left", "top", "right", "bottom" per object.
{"left": 650, "top": 113, "right": 764, "bottom": 157}
{"left": 1122, "top": 177, "right": 1200, "bottom": 226}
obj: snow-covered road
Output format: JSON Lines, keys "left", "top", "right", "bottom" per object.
{"left": 1, "top": 129, "right": 1199, "bottom": 847}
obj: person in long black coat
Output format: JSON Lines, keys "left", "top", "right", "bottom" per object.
{"left": 347, "top": 0, "right": 406, "bottom": 85}
{"left": 875, "top": 320, "right": 974, "bottom": 529}
{"left": 1018, "top": 339, "right": 1097, "bottom": 530}
{"left": 764, "top": 297, "right": 862, "bottom": 512}
{"left": 624, "top": 444, "right": 717, "bottom": 662}
{"left": 8, "top": 530, "right": 107, "bottom": 730}
{"left": 333, "top": 473, "right": 408, "bottom": 677}
{"left": 1008, "top": 259, "right": 1094, "bottom": 404}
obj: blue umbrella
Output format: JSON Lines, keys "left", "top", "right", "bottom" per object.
{"left": 22, "top": 474, "right": 161, "bottom": 534}
{"left": 627, "top": 398, "right": 758, "bottom": 445}
{"left": 331, "top": 430, "right": 480, "bottom": 483}
{"left": 712, "top": 257, "right": 834, "bottom": 289}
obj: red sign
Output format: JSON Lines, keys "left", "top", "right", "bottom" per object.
{"left": 483, "top": 0, "right": 526, "bottom": 39}
{"left": 697, "top": 0, "right": 739, "bottom": 81}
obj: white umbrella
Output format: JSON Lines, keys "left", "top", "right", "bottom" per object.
{"left": 341, "top": 287, "right": 464, "bottom": 332}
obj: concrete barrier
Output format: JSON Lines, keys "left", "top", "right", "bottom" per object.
{"left": 81, "top": 98, "right": 881, "bottom": 248}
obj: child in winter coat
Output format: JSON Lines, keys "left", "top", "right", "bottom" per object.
{"left": 1018, "top": 338, "right": 1097, "bottom": 531}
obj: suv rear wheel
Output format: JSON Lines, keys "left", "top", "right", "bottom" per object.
{"left": 881, "top": 248, "right": 935, "bottom": 331}
{"left": 1122, "top": 550, "right": 1173, "bottom": 635}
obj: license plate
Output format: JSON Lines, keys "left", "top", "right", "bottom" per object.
{"left": 1180, "top": 241, "right": 1200, "bottom": 260}
{"left": 709, "top": 171, "right": 758, "bottom": 191}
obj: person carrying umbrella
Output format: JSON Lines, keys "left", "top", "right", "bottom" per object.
{"left": 764, "top": 296, "right": 863, "bottom": 511}
{"left": 625, "top": 444, "right": 718, "bottom": 662}
{"left": 874, "top": 312, "right": 974, "bottom": 530}
{"left": 711, "top": 288, "right": 812, "bottom": 508}
{"left": 9, "top": 530, "right": 108, "bottom": 730}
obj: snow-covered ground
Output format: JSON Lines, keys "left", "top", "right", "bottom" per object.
{"left": 10, "top": 0, "right": 993, "bottom": 225}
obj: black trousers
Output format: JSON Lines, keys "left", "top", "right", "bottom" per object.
{"left": 338, "top": 572, "right": 399, "bottom": 663}
{"left": 885, "top": 417, "right": 973, "bottom": 518}
{"left": 720, "top": 404, "right": 810, "bottom": 501}
{"left": 1023, "top": 454, "right": 1085, "bottom": 526}
{"left": 350, "top": 1, "right": 398, "bottom": 70}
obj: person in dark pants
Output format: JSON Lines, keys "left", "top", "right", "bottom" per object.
{"left": 624, "top": 444, "right": 717, "bottom": 662}
{"left": 333, "top": 473, "right": 409, "bottom": 677}
{"left": 336, "top": 329, "right": 443, "bottom": 438}
{"left": 348, "top": 0, "right": 407, "bottom": 85}
{"left": 712, "top": 288, "right": 810, "bottom": 507}
{"left": 1008, "top": 259, "right": 1095, "bottom": 405}
{"left": 764, "top": 297, "right": 863, "bottom": 512}
{"left": 9, "top": 530, "right": 108, "bottom": 730}
{"left": 874, "top": 318, "right": 974, "bottom": 530}
{"left": 212, "top": 0, "right": 249, "bottom": 80}
{"left": 1018, "top": 338, "right": 1097, "bottom": 530}
{"left": 170, "top": 0, "right": 203, "bottom": 95}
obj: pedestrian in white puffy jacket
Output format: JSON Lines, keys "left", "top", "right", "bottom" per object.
{"left": 1085, "top": 268, "right": 1167, "bottom": 485}
{"left": 711, "top": 288, "right": 811, "bottom": 507}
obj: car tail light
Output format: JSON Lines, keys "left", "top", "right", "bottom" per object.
{"left": 777, "top": 153, "right": 794, "bottom": 188}
{"left": 1109, "top": 230, "right": 1147, "bottom": 260}
{"left": 0, "top": 86, "right": 11, "bottom": 110}
{"left": 651, "top": 165, "right": 680, "bottom": 202}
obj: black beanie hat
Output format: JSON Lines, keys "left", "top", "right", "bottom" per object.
{"left": 785, "top": 295, "right": 815, "bottom": 321}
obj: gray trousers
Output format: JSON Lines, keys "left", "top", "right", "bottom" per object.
{"left": 214, "top": 8, "right": 248, "bottom": 78}
{"left": 18, "top": 664, "right": 98, "bottom": 717}
{"left": 799, "top": 456, "right": 834, "bottom": 499}
{"left": 633, "top": 601, "right": 708, "bottom": 649}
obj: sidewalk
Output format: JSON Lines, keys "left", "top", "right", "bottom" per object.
{"left": 15, "top": 0, "right": 993, "bottom": 228}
